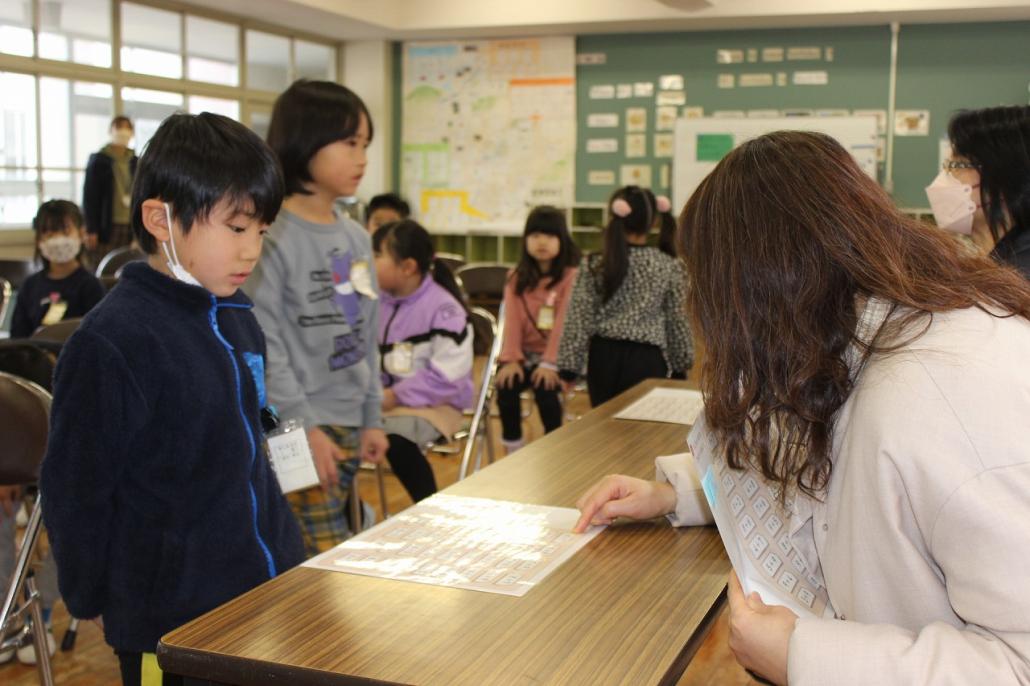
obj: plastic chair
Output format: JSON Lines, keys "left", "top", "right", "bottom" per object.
{"left": 455, "top": 263, "right": 510, "bottom": 310}
{"left": 30, "top": 317, "right": 84, "bottom": 346}
{"left": 94, "top": 246, "right": 145, "bottom": 278}
{"left": 0, "top": 372, "right": 55, "bottom": 685}
{"left": 0, "top": 341, "right": 57, "bottom": 392}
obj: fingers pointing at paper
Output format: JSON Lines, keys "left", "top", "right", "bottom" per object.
{"left": 572, "top": 474, "right": 678, "bottom": 533}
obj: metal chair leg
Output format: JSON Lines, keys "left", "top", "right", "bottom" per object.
{"left": 375, "top": 463, "right": 389, "bottom": 519}
{"left": 27, "top": 576, "right": 54, "bottom": 686}
{"left": 348, "top": 479, "right": 362, "bottom": 536}
{"left": 61, "top": 618, "right": 78, "bottom": 651}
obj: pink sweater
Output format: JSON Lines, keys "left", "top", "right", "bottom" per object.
{"left": 499, "top": 266, "right": 578, "bottom": 367}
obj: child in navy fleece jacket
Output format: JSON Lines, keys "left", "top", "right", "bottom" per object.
{"left": 40, "top": 113, "right": 305, "bottom": 685}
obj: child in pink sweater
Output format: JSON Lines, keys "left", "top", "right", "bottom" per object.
{"left": 495, "top": 206, "right": 580, "bottom": 453}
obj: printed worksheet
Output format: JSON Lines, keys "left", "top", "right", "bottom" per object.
{"left": 688, "top": 413, "right": 832, "bottom": 618}
{"left": 304, "top": 494, "right": 604, "bottom": 597}
{"left": 614, "top": 388, "right": 705, "bottom": 426}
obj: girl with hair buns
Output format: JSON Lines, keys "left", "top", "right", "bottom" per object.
{"left": 557, "top": 185, "right": 693, "bottom": 406}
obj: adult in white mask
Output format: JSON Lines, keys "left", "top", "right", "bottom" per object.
{"left": 82, "top": 115, "right": 139, "bottom": 270}
{"left": 928, "top": 105, "right": 1030, "bottom": 279}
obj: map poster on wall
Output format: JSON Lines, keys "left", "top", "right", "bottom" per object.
{"left": 401, "top": 37, "right": 576, "bottom": 231}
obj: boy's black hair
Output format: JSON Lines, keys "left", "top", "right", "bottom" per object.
{"left": 33, "top": 199, "right": 84, "bottom": 268}
{"left": 948, "top": 105, "right": 1030, "bottom": 243}
{"left": 511, "top": 205, "right": 581, "bottom": 295}
{"left": 130, "top": 112, "right": 285, "bottom": 254}
{"left": 366, "top": 193, "right": 410, "bottom": 222}
{"left": 267, "top": 80, "right": 374, "bottom": 196}
{"left": 372, "top": 219, "right": 467, "bottom": 312}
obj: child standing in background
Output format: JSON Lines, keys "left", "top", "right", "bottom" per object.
{"left": 495, "top": 206, "right": 580, "bottom": 453}
{"left": 11, "top": 200, "right": 104, "bottom": 338}
{"left": 246, "top": 80, "right": 389, "bottom": 555}
{"left": 374, "top": 219, "right": 473, "bottom": 502}
{"left": 365, "top": 192, "right": 410, "bottom": 234}
{"left": 558, "top": 186, "right": 693, "bottom": 406}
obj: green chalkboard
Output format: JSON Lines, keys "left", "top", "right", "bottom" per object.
{"left": 575, "top": 26, "right": 892, "bottom": 204}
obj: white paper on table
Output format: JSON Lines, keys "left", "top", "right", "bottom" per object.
{"left": 614, "top": 388, "right": 705, "bottom": 426}
{"left": 304, "top": 494, "right": 605, "bottom": 597}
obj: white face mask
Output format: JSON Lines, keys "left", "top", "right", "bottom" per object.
{"left": 925, "top": 170, "right": 977, "bottom": 235}
{"left": 160, "top": 203, "right": 204, "bottom": 288}
{"left": 111, "top": 129, "right": 133, "bottom": 147}
{"left": 39, "top": 235, "right": 81, "bottom": 264}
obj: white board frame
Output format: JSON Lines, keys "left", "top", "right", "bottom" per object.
{"left": 672, "top": 116, "right": 879, "bottom": 213}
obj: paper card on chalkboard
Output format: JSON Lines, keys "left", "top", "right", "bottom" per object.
{"left": 717, "top": 74, "right": 735, "bottom": 89}
{"left": 793, "top": 70, "right": 828, "bottom": 86}
{"left": 659, "top": 74, "right": 684, "bottom": 91}
{"left": 620, "top": 164, "right": 652, "bottom": 187}
{"left": 716, "top": 49, "right": 744, "bottom": 64}
{"left": 589, "top": 84, "right": 615, "bottom": 99}
{"left": 854, "top": 109, "right": 887, "bottom": 135}
{"left": 746, "top": 48, "right": 758, "bottom": 63}
{"left": 626, "top": 107, "right": 648, "bottom": 132}
{"left": 712, "top": 110, "right": 745, "bottom": 119}
{"left": 587, "top": 113, "right": 619, "bottom": 128}
{"left": 787, "top": 46, "right": 822, "bottom": 61}
{"left": 682, "top": 106, "right": 704, "bottom": 119}
{"left": 747, "top": 109, "right": 780, "bottom": 119}
{"left": 586, "top": 138, "right": 618, "bottom": 153}
{"left": 697, "top": 134, "right": 735, "bottom": 162}
{"left": 656, "top": 106, "right": 678, "bottom": 131}
{"left": 739, "top": 73, "right": 774, "bottom": 88}
{"left": 762, "top": 47, "right": 785, "bottom": 62}
{"left": 588, "top": 170, "right": 616, "bottom": 186}
{"left": 895, "top": 110, "right": 930, "bottom": 136}
{"left": 617, "top": 83, "right": 633, "bottom": 99}
{"left": 634, "top": 82, "right": 654, "bottom": 97}
{"left": 625, "top": 133, "right": 647, "bottom": 158}
{"left": 654, "top": 133, "right": 675, "bottom": 158}
{"left": 656, "top": 91, "right": 686, "bottom": 106}
{"left": 660, "top": 164, "right": 670, "bottom": 189}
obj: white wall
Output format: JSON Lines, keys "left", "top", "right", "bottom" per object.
{"left": 342, "top": 40, "right": 393, "bottom": 202}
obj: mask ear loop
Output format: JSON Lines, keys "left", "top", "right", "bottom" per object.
{"left": 161, "top": 202, "right": 183, "bottom": 268}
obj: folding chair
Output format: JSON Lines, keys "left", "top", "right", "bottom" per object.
{"left": 458, "top": 304, "right": 505, "bottom": 480}
{"left": 435, "top": 252, "right": 467, "bottom": 274}
{"left": 0, "top": 276, "right": 12, "bottom": 334}
{"left": 94, "top": 246, "right": 145, "bottom": 278}
{"left": 30, "top": 317, "right": 84, "bottom": 346}
{"left": 0, "top": 372, "right": 55, "bottom": 685}
{"left": 455, "top": 263, "right": 510, "bottom": 311}
{"left": 0, "top": 260, "right": 34, "bottom": 291}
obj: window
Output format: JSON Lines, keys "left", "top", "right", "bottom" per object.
{"left": 39, "top": 78, "right": 114, "bottom": 205}
{"left": 120, "top": 2, "right": 182, "bottom": 79}
{"left": 188, "top": 95, "right": 240, "bottom": 120}
{"left": 0, "top": 2, "right": 34, "bottom": 57}
{"left": 121, "top": 87, "right": 185, "bottom": 152}
{"left": 186, "top": 16, "right": 239, "bottom": 86}
{"left": 295, "top": 40, "right": 335, "bottom": 81}
{"left": 246, "top": 29, "right": 289, "bottom": 92}
{"left": 39, "top": 0, "right": 112, "bottom": 67}
{"left": 0, "top": 73, "right": 39, "bottom": 226}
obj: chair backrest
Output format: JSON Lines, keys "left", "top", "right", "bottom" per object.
{"left": 0, "top": 340, "right": 57, "bottom": 392}
{"left": 435, "top": 252, "right": 467, "bottom": 274}
{"left": 0, "top": 371, "right": 51, "bottom": 486}
{"left": 455, "top": 263, "right": 510, "bottom": 304}
{"left": 100, "top": 274, "right": 119, "bottom": 292}
{"left": 0, "top": 259, "right": 34, "bottom": 290}
{"left": 95, "top": 245, "right": 146, "bottom": 277}
{"left": 31, "top": 317, "right": 84, "bottom": 346}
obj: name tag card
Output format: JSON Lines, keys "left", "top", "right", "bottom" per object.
{"left": 266, "top": 419, "right": 319, "bottom": 494}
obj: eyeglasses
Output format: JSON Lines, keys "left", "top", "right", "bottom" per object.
{"left": 942, "top": 159, "right": 979, "bottom": 172}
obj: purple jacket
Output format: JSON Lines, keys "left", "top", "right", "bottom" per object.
{"left": 379, "top": 275, "right": 474, "bottom": 410}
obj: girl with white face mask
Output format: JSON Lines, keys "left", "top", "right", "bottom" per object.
{"left": 9, "top": 199, "right": 105, "bottom": 338}
{"left": 928, "top": 105, "right": 1030, "bottom": 278}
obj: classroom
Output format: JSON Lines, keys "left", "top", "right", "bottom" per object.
{"left": 1, "top": 1, "right": 1029, "bottom": 684}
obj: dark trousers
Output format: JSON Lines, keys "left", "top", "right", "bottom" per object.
{"left": 385, "top": 434, "right": 437, "bottom": 502}
{"left": 586, "top": 336, "right": 667, "bottom": 407}
{"left": 496, "top": 367, "right": 564, "bottom": 441}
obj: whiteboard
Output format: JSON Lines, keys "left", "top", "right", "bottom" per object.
{"left": 672, "top": 116, "right": 879, "bottom": 212}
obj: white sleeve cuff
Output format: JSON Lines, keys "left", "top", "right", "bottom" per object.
{"left": 656, "top": 452, "right": 714, "bottom": 527}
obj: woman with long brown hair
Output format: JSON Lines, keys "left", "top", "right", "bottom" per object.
{"left": 574, "top": 131, "right": 1030, "bottom": 685}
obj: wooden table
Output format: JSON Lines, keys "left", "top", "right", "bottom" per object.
{"left": 159, "top": 379, "right": 730, "bottom": 685}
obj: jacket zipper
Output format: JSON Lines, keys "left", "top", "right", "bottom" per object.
{"left": 208, "top": 296, "right": 277, "bottom": 579}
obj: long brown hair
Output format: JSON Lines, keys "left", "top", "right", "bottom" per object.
{"left": 678, "top": 131, "right": 1030, "bottom": 498}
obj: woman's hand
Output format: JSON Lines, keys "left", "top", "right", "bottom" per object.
{"left": 531, "top": 366, "right": 561, "bottom": 390}
{"left": 573, "top": 474, "right": 677, "bottom": 533}
{"left": 495, "top": 362, "right": 524, "bottom": 389}
{"left": 727, "top": 571, "right": 798, "bottom": 686}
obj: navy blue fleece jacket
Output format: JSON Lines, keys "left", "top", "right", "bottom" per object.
{"left": 40, "top": 262, "right": 305, "bottom": 653}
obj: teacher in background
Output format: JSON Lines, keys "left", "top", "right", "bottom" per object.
{"left": 575, "top": 131, "right": 1030, "bottom": 685}
{"left": 82, "top": 115, "right": 138, "bottom": 269}
{"left": 927, "top": 105, "right": 1030, "bottom": 278}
